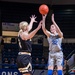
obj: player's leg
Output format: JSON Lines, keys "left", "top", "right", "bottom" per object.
{"left": 56, "top": 51, "right": 63, "bottom": 75}
{"left": 48, "top": 66, "right": 54, "bottom": 75}
{"left": 47, "top": 53, "right": 54, "bottom": 75}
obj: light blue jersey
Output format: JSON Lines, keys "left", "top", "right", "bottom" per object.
{"left": 47, "top": 33, "right": 62, "bottom": 52}
{"left": 47, "top": 33, "right": 63, "bottom": 67}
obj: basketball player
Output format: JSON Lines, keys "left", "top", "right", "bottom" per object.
{"left": 16, "top": 15, "right": 42, "bottom": 75}
{"left": 42, "top": 14, "right": 63, "bottom": 75}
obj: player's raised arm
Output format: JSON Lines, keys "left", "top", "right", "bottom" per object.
{"left": 42, "top": 15, "right": 51, "bottom": 37}
{"left": 28, "top": 15, "right": 37, "bottom": 31}
{"left": 20, "top": 21, "right": 42, "bottom": 40}
{"left": 51, "top": 14, "right": 63, "bottom": 38}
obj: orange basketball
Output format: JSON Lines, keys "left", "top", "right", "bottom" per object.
{"left": 39, "top": 4, "right": 49, "bottom": 15}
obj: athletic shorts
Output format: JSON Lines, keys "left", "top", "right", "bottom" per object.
{"left": 16, "top": 54, "right": 32, "bottom": 74}
{"left": 48, "top": 51, "right": 63, "bottom": 67}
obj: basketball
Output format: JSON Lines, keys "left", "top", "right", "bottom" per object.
{"left": 39, "top": 4, "right": 49, "bottom": 15}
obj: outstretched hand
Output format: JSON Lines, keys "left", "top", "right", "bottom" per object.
{"left": 30, "top": 15, "right": 37, "bottom": 23}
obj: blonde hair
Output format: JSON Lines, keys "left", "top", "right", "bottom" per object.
{"left": 18, "top": 29, "right": 23, "bottom": 36}
{"left": 18, "top": 21, "right": 28, "bottom": 36}
{"left": 19, "top": 21, "right": 28, "bottom": 30}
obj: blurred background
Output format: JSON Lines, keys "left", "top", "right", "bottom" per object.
{"left": 0, "top": 0, "right": 75, "bottom": 75}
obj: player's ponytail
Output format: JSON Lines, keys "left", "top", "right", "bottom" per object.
{"left": 18, "top": 29, "right": 23, "bottom": 37}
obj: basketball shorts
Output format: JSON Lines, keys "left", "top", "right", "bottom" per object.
{"left": 48, "top": 51, "right": 63, "bottom": 67}
{"left": 16, "top": 54, "right": 32, "bottom": 74}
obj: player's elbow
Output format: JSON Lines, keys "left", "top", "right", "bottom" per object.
{"left": 61, "top": 32, "right": 63, "bottom": 37}
{"left": 60, "top": 33, "right": 63, "bottom": 38}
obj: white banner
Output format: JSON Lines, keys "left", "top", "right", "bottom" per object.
{"left": 2, "top": 22, "right": 19, "bottom": 31}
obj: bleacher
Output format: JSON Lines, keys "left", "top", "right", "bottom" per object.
{"left": 32, "top": 44, "right": 43, "bottom": 64}
{"left": 1, "top": 43, "right": 43, "bottom": 69}
{"left": 62, "top": 43, "right": 75, "bottom": 59}
{"left": 1, "top": 42, "right": 75, "bottom": 75}
{"left": 2, "top": 43, "right": 19, "bottom": 69}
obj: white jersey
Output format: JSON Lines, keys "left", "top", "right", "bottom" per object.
{"left": 47, "top": 33, "right": 62, "bottom": 52}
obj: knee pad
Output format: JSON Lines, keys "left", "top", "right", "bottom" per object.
{"left": 57, "top": 70, "right": 63, "bottom": 75}
{"left": 48, "top": 70, "right": 53, "bottom": 75}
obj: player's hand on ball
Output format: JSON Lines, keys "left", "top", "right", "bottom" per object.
{"left": 42, "top": 14, "right": 47, "bottom": 20}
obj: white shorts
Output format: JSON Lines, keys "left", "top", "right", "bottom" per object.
{"left": 48, "top": 51, "right": 63, "bottom": 67}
